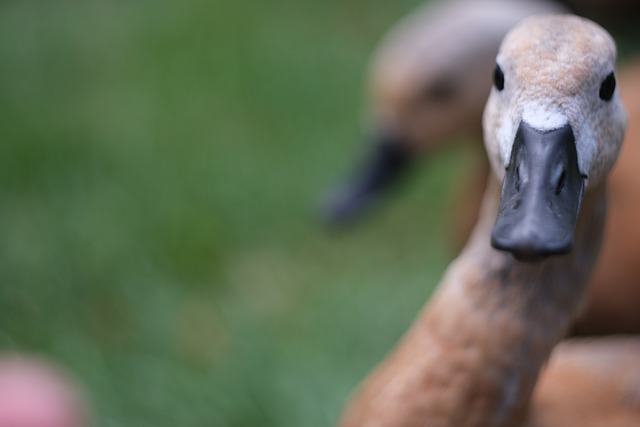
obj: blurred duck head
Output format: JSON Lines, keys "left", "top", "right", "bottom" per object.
{"left": 320, "top": 0, "right": 565, "bottom": 226}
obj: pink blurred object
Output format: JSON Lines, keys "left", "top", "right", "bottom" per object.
{"left": 0, "top": 356, "right": 89, "bottom": 427}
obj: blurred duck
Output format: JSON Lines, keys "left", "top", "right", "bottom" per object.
{"left": 322, "top": 0, "right": 564, "bottom": 226}
{"left": 340, "top": 15, "right": 640, "bottom": 427}
{"left": 323, "top": 0, "right": 640, "bottom": 336}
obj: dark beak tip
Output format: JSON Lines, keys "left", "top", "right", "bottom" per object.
{"left": 315, "top": 188, "right": 365, "bottom": 227}
{"left": 316, "top": 136, "right": 413, "bottom": 228}
{"left": 491, "top": 231, "right": 573, "bottom": 263}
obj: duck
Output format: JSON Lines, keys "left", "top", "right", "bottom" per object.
{"left": 321, "top": 0, "right": 564, "bottom": 227}
{"left": 339, "top": 15, "right": 640, "bottom": 427}
{"left": 322, "top": 0, "right": 640, "bottom": 336}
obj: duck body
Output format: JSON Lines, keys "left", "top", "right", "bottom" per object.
{"left": 572, "top": 60, "right": 640, "bottom": 334}
{"left": 339, "top": 15, "right": 640, "bottom": 427}
{"left": 526, "top": 336, "right": 640, "bottom": 427}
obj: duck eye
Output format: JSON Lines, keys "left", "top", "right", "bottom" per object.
{"left": 599, "top": 72, "right": 616, "bottom": 101}
{"left": 421, "top": 76, "right": 457, "bottom": 103}
{"left": 493, "top": 64, "right": 505, "bottom": 91}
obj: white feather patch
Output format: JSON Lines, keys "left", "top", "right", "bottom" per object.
{"left": 522, "top": 103, "right": 568, "bottom": 132}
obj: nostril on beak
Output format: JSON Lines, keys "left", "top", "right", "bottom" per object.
{"left": 556, "top": 172, "right": 565, "bottom": 195}
{"left": 554, "top": 167, "right": 566, "bottom": 195}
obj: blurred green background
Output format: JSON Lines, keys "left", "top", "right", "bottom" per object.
{"left": 0, "top": 0, "right": 476, "bottom": 425}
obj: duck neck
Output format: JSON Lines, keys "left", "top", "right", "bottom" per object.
{"left": 422, "top": 176, "right": 607, "bottom": 426}
{"left": 340, "top": 177, "right": 607, "bottom": 427}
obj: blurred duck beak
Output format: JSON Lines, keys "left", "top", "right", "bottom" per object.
{"left": 320, "top": 133, "right": 412, "bottom": 226}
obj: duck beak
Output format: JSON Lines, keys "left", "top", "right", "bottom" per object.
{"left": 491, "top": 122, "right": 585, "bottom": 262}
{"left": 320, "top": 133, "right": 412, "bottom": 226}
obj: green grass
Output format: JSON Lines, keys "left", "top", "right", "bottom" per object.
{"left": 0, "top": 0, "right": 472, "bottom": 425}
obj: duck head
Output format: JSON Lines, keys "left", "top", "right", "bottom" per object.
{"left": 321, "top": 0, "right": 565, "bottom": 226}
{"left": 483, "top": 15, "right": 627, "bottom": 262}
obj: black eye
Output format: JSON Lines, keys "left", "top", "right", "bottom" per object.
{"left": 599, "top": 72, "right": 616, "bottom": 101}
{"left": 421, "top": 76, "right": 457, "bottom": 103}
{"left": 493, "top": 64, "right": 505, "bottom": 91}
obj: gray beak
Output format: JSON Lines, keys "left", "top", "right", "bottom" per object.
{"left": 320, "top": 133, "right": 412, "bottom": 226}
{"left": 491, "top": 122, "right": 585, "bottom": 262}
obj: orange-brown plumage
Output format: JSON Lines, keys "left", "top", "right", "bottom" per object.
{"left": 340, "top": 179, "right": 613, "bottom": 427}
{"left": 328, "top": 0, "right": 640, "bottom": 337}
{"left": 339, "top": 15, "right": 640, "bottom": 427}
{"left": 525, "top": 337, "right": 640, "bottom": 427}
{"left": 572, "top": 60, "right": 640, "bottom": 335}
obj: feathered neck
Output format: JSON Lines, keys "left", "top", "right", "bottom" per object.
{"left": 340, "top": 176, "right": 607, "bottom": 427}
